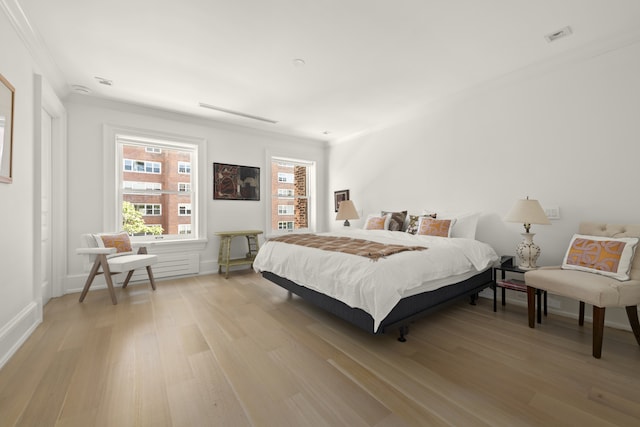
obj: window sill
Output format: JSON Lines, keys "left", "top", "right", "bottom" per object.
{"left": 139, "top": 237, "right": 208, "bottom": 253}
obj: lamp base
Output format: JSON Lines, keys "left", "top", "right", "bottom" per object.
{"left": 343, "top": 220, "right": 351, "bottom": 226}
{"left": 516, "top": 232, "right": 541, "bottom": 270}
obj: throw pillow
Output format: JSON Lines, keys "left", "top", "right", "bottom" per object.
{"left": 94, "top": 232, "right": 133, "bottom": 254}
{"left": 381, "top": 210, "right": 408, "bottom": 231}
{"left": 406, "top": 213, "right": 437, "bottom": 235}
{"left": 417, "top": 217, "right": 455, "bottom": 237}
{"left": 364, "top": 214, "right": 391, "bottom": 230}
{"left": 561, "top": 234, "right": 639, "bottom": 280}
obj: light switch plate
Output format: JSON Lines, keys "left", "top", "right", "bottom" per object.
{"left": 544, "top": 207, "right": 560, "bottom": 220}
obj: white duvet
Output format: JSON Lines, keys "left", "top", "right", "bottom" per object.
{"left": 253, "top": 229, "right": 499, "bottom": 332}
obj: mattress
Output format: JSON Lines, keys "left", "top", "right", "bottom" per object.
{"left": 253, "top": 229, "right": 499, "bottom": 332}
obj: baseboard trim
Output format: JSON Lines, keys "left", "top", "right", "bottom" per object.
{"left": 0, "top": 301, "right": 41, "bottom": 370}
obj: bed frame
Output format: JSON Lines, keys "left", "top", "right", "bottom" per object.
{"left": 262, "top": 269, "right": 493, "bottom": 341}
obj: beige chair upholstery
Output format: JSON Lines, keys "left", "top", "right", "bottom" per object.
{"left": 76, "top": 234, "right": 158, "bottom": 304}
{"left": 524, "top": 222, "right": 640, "bottom": 358}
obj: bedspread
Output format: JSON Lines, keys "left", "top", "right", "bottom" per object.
{"left": 254, "top": 229, "right": 499, "bottom": 331}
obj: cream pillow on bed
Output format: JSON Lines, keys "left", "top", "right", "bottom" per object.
{"left": 561, "top": 234, "right": 639, "bottom": 281}
{"left": 364, "top": 213, "right": 391, "bottom": 230}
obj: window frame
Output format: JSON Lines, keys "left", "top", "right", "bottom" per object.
{"left": 268, "top": 155, "right": 316, "bottom": 235}
{"left": 104, "top": 124, "right": 208, "bottom": 246}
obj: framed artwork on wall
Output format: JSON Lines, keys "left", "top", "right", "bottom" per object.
{"left": 0, "top": 73, "right": 15, "bottom": 184}
{"left": 213, "top": 162, "right": 260, "bottom": 200}
{"left": 334, "top": 189, "right": 349, "bottom": 212}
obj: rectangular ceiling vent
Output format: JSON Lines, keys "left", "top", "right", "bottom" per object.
{"left": 199, "top": 102, "right": 278, "bottom": 124}
{"left": 545, "top": 26, "right": 573, "bottom": 43}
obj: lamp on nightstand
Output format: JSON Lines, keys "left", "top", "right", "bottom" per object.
{"left": 504, "top": 196, "right": 551, "bottom": 270}
{"left": 336, "top": 200, "right": 359, "bottom": 226}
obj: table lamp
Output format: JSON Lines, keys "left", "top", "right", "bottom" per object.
{"left": 504, "top": 196, "right": 551, "bottom": 269}
{"left": 336, "top": 200, "right": 359, "bottom": 226}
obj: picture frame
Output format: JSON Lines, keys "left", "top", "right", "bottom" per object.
{"left": 213, "top": 162, "right": 260, "bottom": 200}
{"left": 0, "top": 73, "right": 15, "bottom": 184}
{"left": 334, "top": 189, "right": 350, "bottom": 212}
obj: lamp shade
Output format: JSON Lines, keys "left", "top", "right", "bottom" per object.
{"left": 336, "top": 200, "right": 359, "bottom": 226}
{"left": 504, "top": 197, "right": 551, "bottom": 227}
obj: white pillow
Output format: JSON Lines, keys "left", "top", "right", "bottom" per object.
{"left": 422, "top": 210, "right": 480, "bottom": 239}
{"left": 561, "top": 234, "right": 638, "bottom": 281}
{"left": 363, "top": 213, "right": 391, "bottom": 230}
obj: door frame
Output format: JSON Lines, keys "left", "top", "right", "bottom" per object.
{"left": 33, "top": 74, "right": 67, "bottom": 316}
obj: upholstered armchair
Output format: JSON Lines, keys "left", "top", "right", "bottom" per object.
{"left": 524, "top": 222, "right": 640, "bottom": 358}
{"left": 76, "top": 232, "right": 158, "bottom": 304}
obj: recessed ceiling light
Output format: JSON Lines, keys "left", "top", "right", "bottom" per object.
{"left": 94, "top": 76, "right": 113, "bottom": 86}
{"left": 323, "top": 131, "right": 331, "bottom": 135}
{"left": 292, "top": 58, "right": 306, "bottom": 67}
{"left": 545, "top": 26, "right": 573, "bottom": 43}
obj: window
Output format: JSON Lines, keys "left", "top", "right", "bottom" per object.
{"left": 134, "top": 203, "right": 161, "bottom": 216}
{"left": 271, "top": 157, "right": 315, "bottom": 233}
{"left": 178, "top": 204, "right": 192, "bottom": 216}
{"left": 278, "top": 172, "right": 294, "bottom": 183}
{"left": 115, "top": 131, "right": 202, "bottom": 241}
{"left": 124, "top": 181, "right": 161, "bottom": 191}
{"left": 278, "top": 205, "right": 294, "bottom": 215}
{"left": 278, "top": 221, "right": 294, "bottom": 230}
{"left": 178, "top": 161, "right": 191, "bottom": 174}
{"left": 278, "top": 188, "right": 294, "bottom": 197}
{"left": 123, "top": 159, "right": 161, "bottom": 174}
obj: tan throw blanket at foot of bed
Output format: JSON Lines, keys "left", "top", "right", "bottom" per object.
{"left": 269, "top": 234, "right": 427, "bottom": 261}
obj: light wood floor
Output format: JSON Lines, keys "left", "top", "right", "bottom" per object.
{"left": 1, "top": 271, "right": 640, "bottom": 427}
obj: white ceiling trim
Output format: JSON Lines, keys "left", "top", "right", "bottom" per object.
{"left": 0, "top": 0, "right": 67, "bottom": 95}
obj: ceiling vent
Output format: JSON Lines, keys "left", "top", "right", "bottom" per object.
{"left": 199, "top": 102, "right": 278, "bottom": 124}
{"left": 71, "top": 84, "right": 91, "bottom": 94}
{"left": 545, "top": 26, "right": 573, "bottom": 43}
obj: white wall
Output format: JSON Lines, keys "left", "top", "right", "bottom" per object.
{"left": 0, "top": 9, "right": 41, "bottom": 367}
{"left": 328, "top": 40, "right": 640, "bottom": 329}
{"left": 64, "top": 95, "right": 328, "bottom": 290}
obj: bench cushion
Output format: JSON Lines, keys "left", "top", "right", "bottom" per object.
{"left": 107, "top": 254, "right": 158, "bottom": 273}
{"left": 525, "top": 267, "right": 640, "bottom": 307}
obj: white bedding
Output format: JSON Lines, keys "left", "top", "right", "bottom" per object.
{"left": 253, "top": 229, "right": 499, "bottom": 332}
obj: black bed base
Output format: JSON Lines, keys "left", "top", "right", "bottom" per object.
{"left": 262, "top": 269, "right": 493, "bottom": 342}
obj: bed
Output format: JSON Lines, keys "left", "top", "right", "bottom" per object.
{"left": 253, "top": 227, "right": 499, "bottom": 341}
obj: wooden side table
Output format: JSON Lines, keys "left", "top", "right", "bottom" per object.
{"left": 215, "top": 230, "right": 263, "bottom": 278}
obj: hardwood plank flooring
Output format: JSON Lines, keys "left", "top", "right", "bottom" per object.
{"left": 1, "top": 271, "right": 639, "bottom": 426}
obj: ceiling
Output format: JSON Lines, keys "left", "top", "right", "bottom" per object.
{"left": 13, "top": 0, "right": 640, "bottom": 141}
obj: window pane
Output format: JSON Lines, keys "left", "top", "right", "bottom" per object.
{"left": 271, "top": 158, "right": 312, "bottom": 232}
{"left": 121, "top": 142, "right": 193, "bottom": 236}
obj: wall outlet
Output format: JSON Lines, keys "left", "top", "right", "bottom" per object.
{"left": 544, "top": 206, "right": 560, "bottom": 220}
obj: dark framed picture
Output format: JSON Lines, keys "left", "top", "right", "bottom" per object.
{"left": 0, "top": 73, "right": 15, "bottom": 184}
{"left": 213, "top": 162, "right": 260, "bottom": 200}
{"left": 334, "top": 189, "right": 349, "bottom": 212}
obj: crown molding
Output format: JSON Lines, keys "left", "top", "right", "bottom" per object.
{"left": 0, "top": 0, "right": 67, "bottom": 96}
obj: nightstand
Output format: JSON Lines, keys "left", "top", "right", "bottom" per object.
{"left": 493, "top": 256, "right": 547, "bottom": 323}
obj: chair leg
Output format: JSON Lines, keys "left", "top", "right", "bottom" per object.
{"left": 579, "top": 301, "right": 585, "bottom": 326}
{"left": 147, "top": 266, "right": 157, "bottom": 290}
{"left": 625, "top": 306, "right": 640, "bottom": 346}
{"left": 122, "top": 270, "right": 135, "bottom": 288}
{"left": 79, "top": 257, "right": 102, "bottom": 302}
{"left": 592, "top": 306, "right": 605, "bottom": 359}
{"left": 98, "top": 257, "right": 118, "bottom": 305}
{"left": 526, "top": 286, "right": 536, "bottom": 328}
